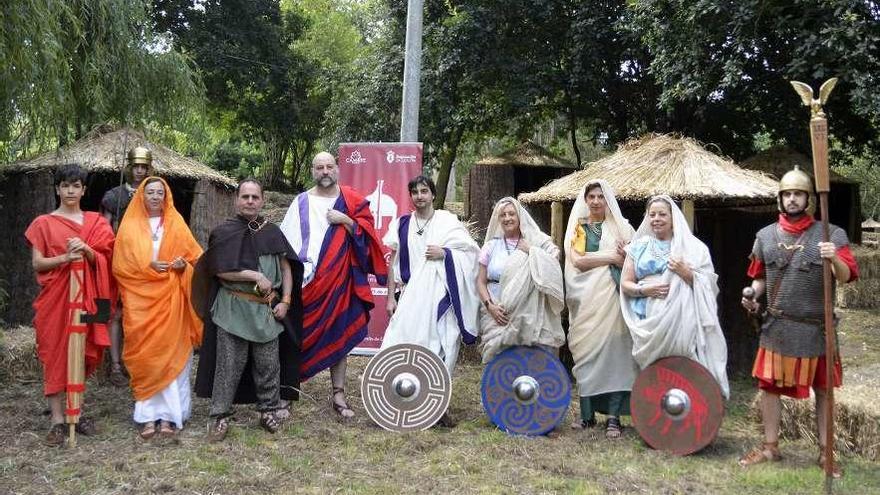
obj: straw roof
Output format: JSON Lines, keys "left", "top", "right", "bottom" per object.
{"left": 2, "top": 126, "right": 236, "bottom": 186}
{"left": 475, "top": 141, "right": 576, "bottom": 169}
{"left": 741, "top": 146, "right": 855, "bottom": 183}
{"left": 519, "top": 134, "right": 778, "bottom": 204}
{"left": 863, "top": 218, "right": 880, "bottom": 229}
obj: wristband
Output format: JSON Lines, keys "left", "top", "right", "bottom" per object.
{"left": 281, "top": 295, "right": 292, "bottom": 305}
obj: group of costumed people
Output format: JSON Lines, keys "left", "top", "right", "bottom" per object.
{"left": 24, "top": 152, "right": 858, "bottom": 475}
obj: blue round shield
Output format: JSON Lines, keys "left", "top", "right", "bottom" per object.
{"left": 481, "top": 346, "right": 571, "bottom": 436}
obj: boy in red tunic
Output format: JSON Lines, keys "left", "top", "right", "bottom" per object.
{"left": 25, "top": 164, "right": 115, "bottom": 446}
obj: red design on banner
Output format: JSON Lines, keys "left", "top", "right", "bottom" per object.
{"left": 338, "top": 143, "right": 423, "bottom": 353}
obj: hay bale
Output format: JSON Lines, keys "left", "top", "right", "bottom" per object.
{"left": 0, "top": 326, "right": 40, "bottom": 379}
{"left": 837, "top": 246, "right": 880, "bottom": 309}
{"left": 748, "top": 380, "right": 880, "bottom": 460}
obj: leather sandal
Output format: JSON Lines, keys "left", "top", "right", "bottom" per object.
{"left": 158, "top": 420, "right": 176, "bottom": 439}
{"left": 139, "top": 421, "right": 157, "bottom": 440}
{"left": 109, "top": 363, "right": 128, "bottom": 387}
{"left": 45, "top": 423, "right": 67, "bottom": 447}
{"left": 817, "top": 448, "right": 843, "bottom": 478}
{"left": 75, "top": 416, "right": 97, "bottom": 436}
{"left": 571, "top": 417, "right": 597, "bottom": 430}
{"left": 739, "top": 441, "right": 782, "bottom": 467}
{"left": 207, "top": 417, "right": 230, "bottom": 443}
{"left": 330, "top": 387, "right": 355, "bottom": 419}
{"left": 605, "top": 417, "right": 622, "bottom": 439}
{"left": 260, "top": 411, "right": 282, "bottom": 434}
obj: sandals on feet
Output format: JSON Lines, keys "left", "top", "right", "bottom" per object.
{"left": 75, "top": 416, "right": 97, "bottom": 436}
{"left": 207, "top": 417, "right": 229, "bottom": 443}
{"left": 139, "top": 421, "right": 157, "bottom": 440}
{"left": 45, "top": 423, "right": 67, "bottom": 447}
{"left": 109, "top": 363, "right": 128, "bottom": 387}
{"left": 158, "top": 421, "right": 176, "bottom": 439}
{"left": 739, "top": 442, "right": 782, "bottom": 467}
{"left": 329, "top": 387, "right": 355, "bottom": 419}
{"left": 605, "top": 417, "right": 622, "bottom": 439}
{"left": 571, "top": 417, "right": 597, "bottom": 430}
{"left": 260, "top": 411, "right": 282, "bottom": 434}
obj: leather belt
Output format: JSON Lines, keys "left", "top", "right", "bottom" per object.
{"left": 229, "top": 289, "right": 277, "bottom": 305}
{"left": 766, "top": 307, "right": 823, "bottom": 326}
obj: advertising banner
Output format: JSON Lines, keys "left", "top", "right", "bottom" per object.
{"left": 338, "top": 142, "right": 423, "bottom": 354}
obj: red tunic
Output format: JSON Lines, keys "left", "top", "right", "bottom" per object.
{"left": 25, "top": 213, "right": 115, "bottom": 395}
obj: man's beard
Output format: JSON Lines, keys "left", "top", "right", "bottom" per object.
{"left": 317, "top": 176, "right": 336, "bottom": 188}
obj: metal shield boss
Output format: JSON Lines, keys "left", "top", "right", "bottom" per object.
{"left": 481, "top": 346, "right": 571, "bottom": 435}
{"left": 361, "top": 344, "right": 451, "bottom": 431}
{"left": 631, "top": 356, "right": 724, "bottom": 455}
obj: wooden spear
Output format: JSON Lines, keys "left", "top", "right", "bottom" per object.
{"left": 790, "top": 77, "right": 838, "bottom": 493}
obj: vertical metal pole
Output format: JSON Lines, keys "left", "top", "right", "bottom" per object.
{"left": 400, "top": 0, "right": 424, "bottom": 142}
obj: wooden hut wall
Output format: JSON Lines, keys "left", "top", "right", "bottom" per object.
{"left": 467, "top": 164, "right": 514, "bottom": 236}
{"left": 190, "top": 181, "right": 236, "bottom": 247}
{"left": 1, "top": 170, "right": 56, "bottom": 324}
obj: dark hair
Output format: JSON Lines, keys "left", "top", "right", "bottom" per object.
{"left": 407, "top": 175, "right": 436, "bottom": 196}
{"left": 237, "top": 178, "right": 263, "bottom": 196}
{"left": 584, "top": 182, "right": 603, "bottom": 197}
{"left": 54, "top": 163, "right": 88, "bottom": 187}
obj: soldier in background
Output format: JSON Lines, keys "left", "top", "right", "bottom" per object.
{"left": 101, "top": 146, "right": 153, "bottom": 386}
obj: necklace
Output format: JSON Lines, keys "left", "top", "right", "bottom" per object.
{"left": 248, "top": 218, "right": 268, "bottom": 233}
{"left": 649, "top": 238, "right": 671, "bottom": 260}
{"left": 504, "top": 236, "right": 520, "bottom": 255}
{"left": 150, "top": 216, "right": 164, "bottom": 241}
{"left": 587, "top": 222, "right": 602, "bottom": 238}
{"left": 414, "top": 213, "right": 433, "bottom": 235}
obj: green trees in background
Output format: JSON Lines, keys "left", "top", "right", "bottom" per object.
{"left": 0, "top": 0, "right": 201, "bottom": 159}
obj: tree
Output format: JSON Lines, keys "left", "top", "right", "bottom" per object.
{"left": 0, "top": 0, "right": 202, "bottom": 158}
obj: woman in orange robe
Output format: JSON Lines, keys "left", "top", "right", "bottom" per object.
{"left": 113, "top": 177, "right": 203, "bottom": 439}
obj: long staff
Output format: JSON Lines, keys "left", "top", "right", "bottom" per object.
{"left": 790, "top": 77, "right": 838, "bottom": 493}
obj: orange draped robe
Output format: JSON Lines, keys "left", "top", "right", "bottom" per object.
{"left": 113, "top": 178, "right": 203, "bottom": 401}
{"left": 25, "top": 213, "right": 115, "bottom": 395}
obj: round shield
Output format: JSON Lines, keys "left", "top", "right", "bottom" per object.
{"left": 361, "top": 344, "right": 451, "bottom": 432}
{"left": 631, "top": 356, "right": 724, "bottom": 456}
{"left": 481, "top": 346, "right": 571, "bottom": 436}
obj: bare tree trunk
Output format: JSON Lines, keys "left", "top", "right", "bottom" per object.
{"left": 565, "top": 89, "right": 581, "bottom": 167}
{"left": 433, "top": 126, "right": 464, "bottom": 209}
{"left": 261, "top": 134, "right": 288, "bottom": 190}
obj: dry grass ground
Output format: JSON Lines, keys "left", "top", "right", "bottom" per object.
{"left": 2, "top": 311, "right": 879, "bottom": 494}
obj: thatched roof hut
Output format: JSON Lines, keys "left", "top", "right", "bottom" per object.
{"left": 742, "top": 146, "right": 862, "bottom": 243}
{"left": 466, "top": 141, "right": 576, "bottom": 234}
{"left": 0, "top": 126, "right": 236, "bottom": 325}
{"left": 519, "top": 134, "right": 780, "bottom": 373}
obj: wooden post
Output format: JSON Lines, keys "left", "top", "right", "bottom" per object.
{"left": 551, "top": 201, "right": 564, "bottom": 254}
{"left": 683, "top": 199, "right": 695, "bottom": 232}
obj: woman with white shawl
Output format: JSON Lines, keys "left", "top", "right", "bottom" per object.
{"left": 565, "top": 180, "right": 638, "bottom": 439}
{"left": 619, "top": 195, "right": 730, "bottom": 399}
{"left": 477, "top": 197, "right": 565, "bottom": 363}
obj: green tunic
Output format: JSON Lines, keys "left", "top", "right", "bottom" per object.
{"left": 211, "top": 254, "right": 284, "bottom": 343}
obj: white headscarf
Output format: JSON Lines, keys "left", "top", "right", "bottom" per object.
{"left": 622, "top": 195, "right": 730, "bottom": 398}
{"left": 484, "top": 197, "right": 552, "bottom": 249}
{"left": 563, "top": 180, "right": 635, "bottom": 252}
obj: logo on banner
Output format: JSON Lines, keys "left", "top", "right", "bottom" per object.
{"left": 385, "top": 149, "right": 418, "bottom": 165}
{"left": 346, "top": 149, "right": 367, "bottom": 165}
{"left": 366, "top": 179, "right": 398, "bottom": 231}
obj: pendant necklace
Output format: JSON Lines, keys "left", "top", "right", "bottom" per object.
{"left": 650, "top": 238, "right": 671, "bottom": 260}
{"left": 248, "top": 218, "right": 269, "bottom": 233}
{"left": 587, "top": 222, "right": 602, "bottom": 239}
{"left": 414, "top": 213, "right": 433, "bottom": 235}
{"left": 504, "top": 236, "right": 520, "bottom": 255}
{"left": 151, "top": 216, "right": 164, "bottom": 241}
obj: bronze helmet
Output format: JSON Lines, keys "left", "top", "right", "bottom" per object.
{"left": 777, "top": 165, "right": 815, "bottom": 215}
{"left": 127, "top": 146, "right": 153, "bottom": 167}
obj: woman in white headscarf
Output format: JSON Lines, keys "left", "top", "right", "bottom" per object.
{"left": 620, "top": 195, "right": 729, "bottom": 399}
{"left": 564, "top": 180, "right": 638, "bottom": 439}
{"left": 477, "top": 197, "right": 565, "bottom": 363}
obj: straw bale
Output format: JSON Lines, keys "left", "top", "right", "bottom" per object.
{"left": 1, "top": 125, "right": 236, "bottom": 187}
{"left": 0, "top": 326, "right": 39, "bottom": 379}
{"left": 748, "top": 381, "right": 880, "bottom": 460}
{"left": 837, "top": 246, "right": 880, "bottom": 309}
{"left": 519, "top": 134, "right": 777, "bottom": 204}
